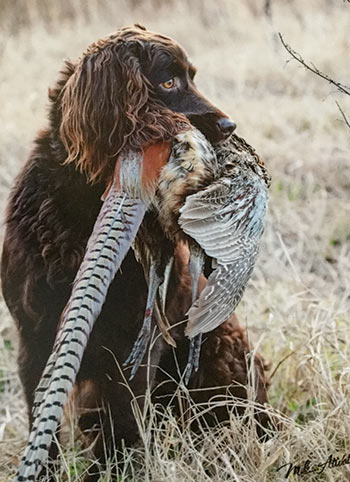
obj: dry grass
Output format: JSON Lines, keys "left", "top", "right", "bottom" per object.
{"left": 1, "top": 0, "right": 350, "bottom": 480}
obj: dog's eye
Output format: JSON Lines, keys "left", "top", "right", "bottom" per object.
{"left": 160, "top": 78, "right": 176, "bottom": 89}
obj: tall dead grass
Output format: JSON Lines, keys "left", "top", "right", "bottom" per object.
{"left": 0, "top": 0, "right": 349, "bottom": 480}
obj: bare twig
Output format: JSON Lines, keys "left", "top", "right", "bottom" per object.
{"left": 278, "top": 33, "right": 350, "bottom": 96}
{"left": 268, "top": 350, "right": 296, "bottom": 383}
{"left": 336, "top": 101, "right": 350, "bottom": 129}
{"left": 279, "top": 33, "right": 350, "bottom": 132}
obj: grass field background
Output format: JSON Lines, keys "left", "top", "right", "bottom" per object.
{"left": 0, "top": 0, "right": 349, "bottom": 480}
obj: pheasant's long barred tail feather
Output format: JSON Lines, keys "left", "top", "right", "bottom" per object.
{"left": 15, "top": 185, "right": 146, "bottom": 482}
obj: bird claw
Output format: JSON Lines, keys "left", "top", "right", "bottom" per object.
{"left": 184, "top": 333, "right": 202, "bottom": 385}
{"left": 124, "top": 318, "right": 152, "bottom": 379}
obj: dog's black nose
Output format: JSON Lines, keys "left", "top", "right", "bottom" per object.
{"left": 216, "top": 118, "right": 236, "bottom": 138}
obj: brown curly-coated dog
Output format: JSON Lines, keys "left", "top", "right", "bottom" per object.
{"left": 1, "top": 24, "right": 269, "bottom": 479}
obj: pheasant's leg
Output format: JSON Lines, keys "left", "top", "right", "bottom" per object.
{"left": 124, "top": 262, "right": 161, "bottom": 379}
{"left": 159, "top": 256, "right": 174, "bottom": 313}
{"left": 184, "top": 246, "right": 204, "bottom": 383}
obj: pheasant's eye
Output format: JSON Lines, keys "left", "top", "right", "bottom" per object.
{"left": 160, "top": 78, "right": 176, "bottom": 89}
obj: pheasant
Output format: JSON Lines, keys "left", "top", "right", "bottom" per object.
{"left": 14, "top": 127, "right": 270, "bottom": 481}
{"left": 123, "top": 128, "right": 270, "bottom": 382}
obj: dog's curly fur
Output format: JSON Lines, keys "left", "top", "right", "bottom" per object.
{"left": 1, "top": 25, "right": 269, "bottom": 477}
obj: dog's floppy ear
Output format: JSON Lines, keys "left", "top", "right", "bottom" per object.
{"left": 60, "top": 40, "right": 187, "bottom": 183}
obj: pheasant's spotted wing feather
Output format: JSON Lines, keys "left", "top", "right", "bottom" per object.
{"left": 179, "top": 175, "right": 268, "bottom": 338}
{"left": 15, "top": 184, "right": 146, "bottom": 482}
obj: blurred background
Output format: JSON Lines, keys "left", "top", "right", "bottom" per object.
{"left": 0, "top": 1, "right": 349, "bottom": 480}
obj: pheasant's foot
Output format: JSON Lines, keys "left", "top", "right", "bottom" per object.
{"left": 124, "top": 317, "right": 152, "bottom": 380}
{"left": 184, "top": 333, "right": 203, "bottom": 385}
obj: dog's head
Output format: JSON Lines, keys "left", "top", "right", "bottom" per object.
{"left": 54, "top": 25, "right": 235, "bottom": 182}
{"left": 132, "top": 25, "right": 236, "bottom": 143}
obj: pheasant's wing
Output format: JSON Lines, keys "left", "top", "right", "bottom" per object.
{"left": 179, "top": 174, "right": 268, "bottom": 338}
{"left": 15, "top": 184, "right": 146, "bottom": 482}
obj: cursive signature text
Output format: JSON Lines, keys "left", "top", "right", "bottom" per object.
{"left": 277, "top": 453, "right": 350, "bottom": 478}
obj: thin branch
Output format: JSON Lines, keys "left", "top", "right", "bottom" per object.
{"left": 267, "top": 350, "right": 296, "bottom": 383}
{"left": 336, "top": 101, "right": 350, "bottom": 129}
{"left": 278, "top": 33, "right": 350, "bottom": 96}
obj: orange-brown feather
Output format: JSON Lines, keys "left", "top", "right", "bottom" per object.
{"left": 141, "top": 141, "right": 171, "bottom": 194}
